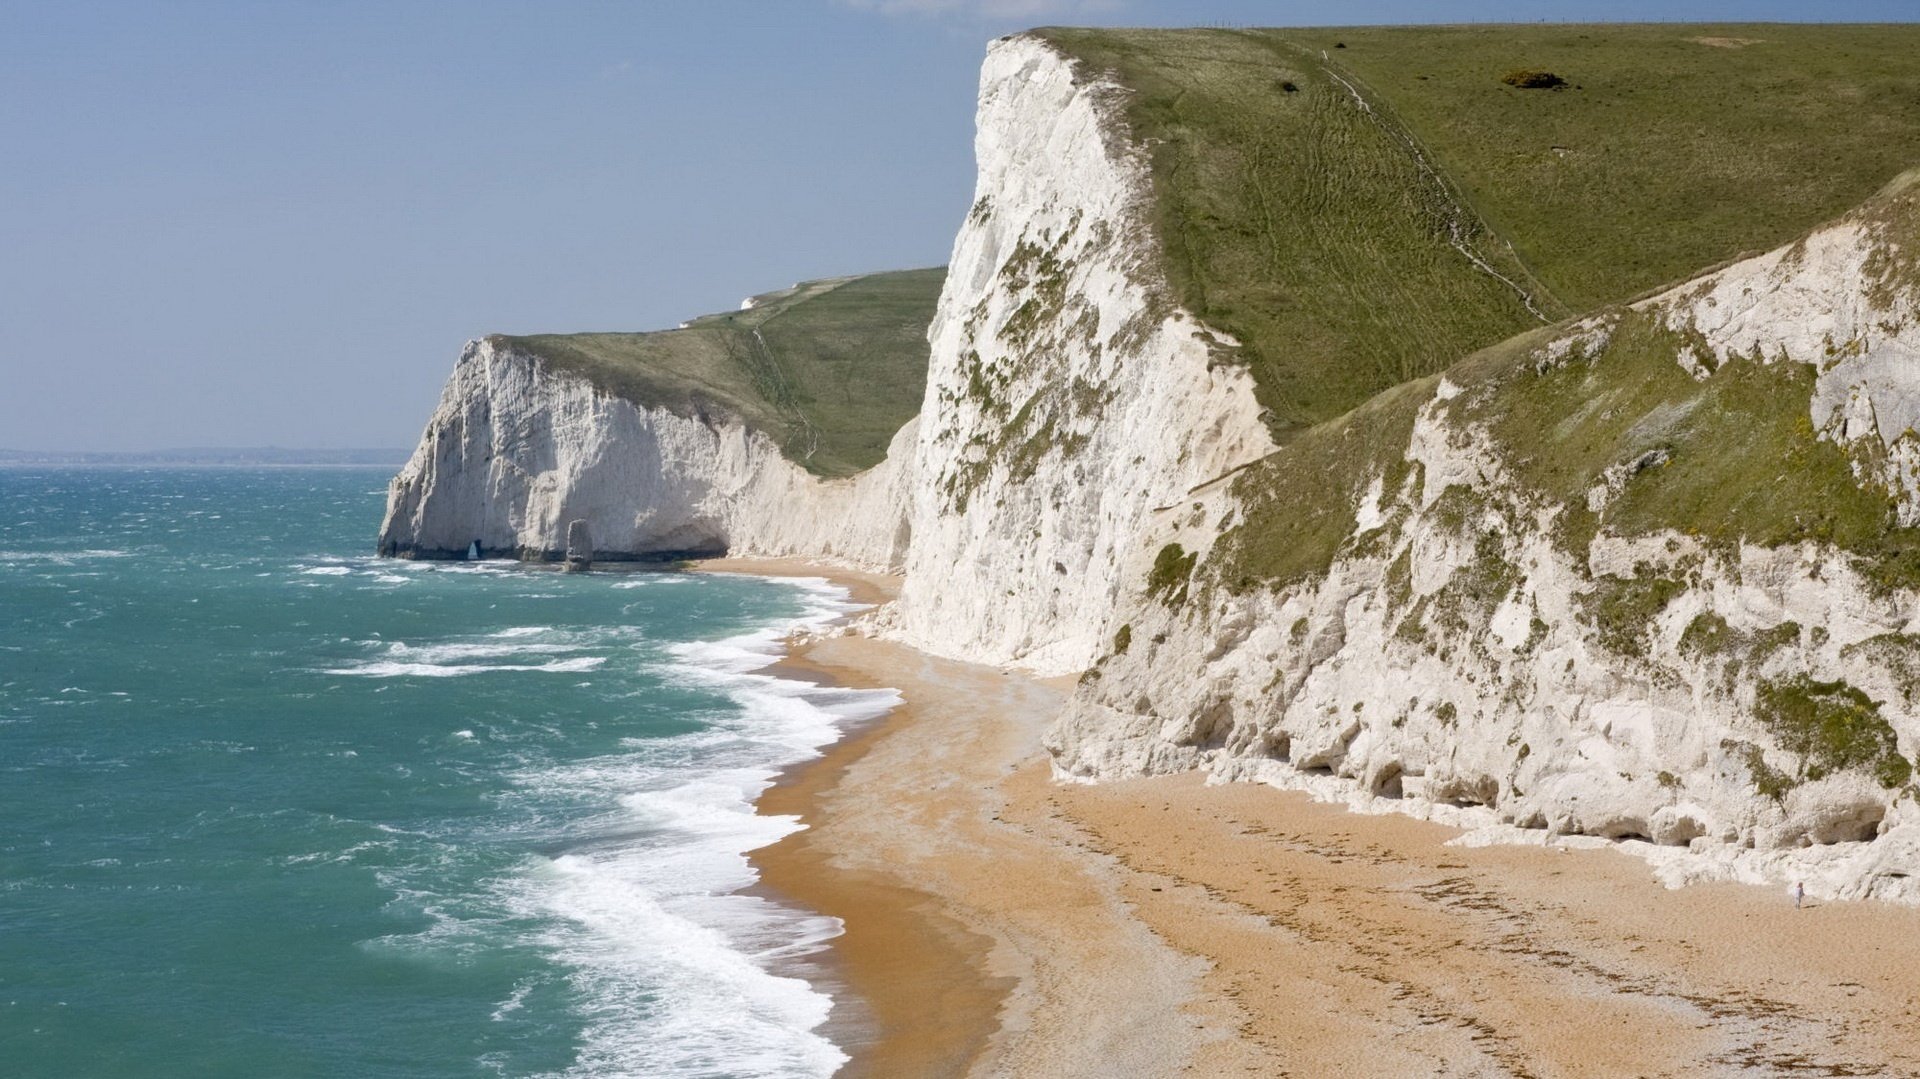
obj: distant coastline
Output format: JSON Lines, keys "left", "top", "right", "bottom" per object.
{"left": 0, "top": 447, "right": 410, "bottom": 468}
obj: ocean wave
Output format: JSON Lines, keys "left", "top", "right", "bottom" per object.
{"left": 505, "top": 578, "right": 892, "bottom": 1075}
{"left": 545, "top": 582, "right": 892, "bottom": 1073}
{"left": 525, "top": 851, "right": 845, "bottom": 1078}
{"left": 490, "top": 749, "right": 849, "bottom": 1077}
{"left": 386, "top": 640, "right": 580, "bottom": 663}
{"left": 321, "top": 626, "right": 633, "bottom": 677}
{"left": 324, "top": 656, "right": 608, "bottom": 678}
{"left": 295, "top": 559, "right": 418, "bottom": 581}
{"left": 0, "top": 548, "right": 134, "bottom": 564}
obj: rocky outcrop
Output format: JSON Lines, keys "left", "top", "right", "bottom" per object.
{"left": 564, "top": 519, "right": 593, "bottom": 571}
{"left": 378, "top": 336, "right": 915, "bottom": 569}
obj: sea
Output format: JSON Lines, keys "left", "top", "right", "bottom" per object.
{"left": 0, "top": 467, "right": 898, "bottom": 1078}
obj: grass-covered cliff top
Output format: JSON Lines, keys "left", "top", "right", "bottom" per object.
{"left": 500, "top": 267, "right": 944, "bottom": 478}
{"left": 1038, "top": 24, "right": 1920, "bottom": 434}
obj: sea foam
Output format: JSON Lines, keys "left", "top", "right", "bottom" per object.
{"left": 327, "top": 656, "right": 607, "bottom": 678}
{"left": 493, "top": 575, "right": 895, "bottom": 1077}
{"left": 320, "top": 627, "right": 626, "bottom": 678}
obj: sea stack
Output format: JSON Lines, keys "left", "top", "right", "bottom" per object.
{"left": 564, "top": 519, "right": 592, "bottom": 572}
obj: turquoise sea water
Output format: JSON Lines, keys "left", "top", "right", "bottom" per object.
{"left": 0, "top": 468, "right": 894, "bottom": 1078}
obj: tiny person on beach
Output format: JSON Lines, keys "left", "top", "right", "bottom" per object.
{"left": 1795, "top": 881, "right": 1806, "bottom": 909}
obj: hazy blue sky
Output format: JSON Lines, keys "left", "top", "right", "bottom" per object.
{"left": 3, "top": 1, "right": 1915, "bottom": 451}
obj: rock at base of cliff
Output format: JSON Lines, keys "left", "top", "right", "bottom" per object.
{"left": 565, "top": 519, "right": 592, "bottom": 572}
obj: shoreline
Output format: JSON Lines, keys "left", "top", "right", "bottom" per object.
{"left": 695, "top": 557, "right": 1023, "bottom": 1076}
{"left": 695, "top": 556, "right": 1920, "bottom": 1076}
{"left": 694, "top": 558, "right": 1002, "bottom": 1074}
{"left": 752, "top": 645, "right": 1010, "bottom": 1078}
{"left": 695, "top": 557, "right": 1205, "bottom": 1077}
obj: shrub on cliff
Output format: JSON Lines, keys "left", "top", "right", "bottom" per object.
{"left": 1501, "top": 68, "right": 1567, "bottom": 89}
{"left": 1754, "top": 676, "right": 1911, "bottom": 788}
{"left": 1148, "top": 543, "right": 1197, "bottom": 605}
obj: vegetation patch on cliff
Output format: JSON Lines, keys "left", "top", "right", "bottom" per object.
{"left": 1206, "top": 195, "right": 1920, "bottom": 602}
{"left": 1211, "top": 377, "right": 1431, "bottom": 591}
{"left": 1148, "top": 542, "right": 1198, "bottom": 605}
{"left": 1860, "top": 177, "right": 1920, "bottom": 312}
{"left": 1581, "top": 573, "right": 1684, "bottom": 657}
{"left": 502, "top": 267, "right": 944, "bottom": 478}
{"left": 935, "top": 217, "right": 1110, "bottom": 512}
{"left": 1456, "top": 306, "right": 1920, "bottom": 587}
{"left": 1754, "top": 676, "right": 1911, "bottom": 789}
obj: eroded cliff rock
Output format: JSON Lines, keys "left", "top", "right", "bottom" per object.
{"left": 882, "top": 35, "right": 1274, "bottom": 674}
{"left": 1052, "top": 176, "right": 1920, "bottom": 902}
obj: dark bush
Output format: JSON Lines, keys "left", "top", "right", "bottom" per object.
{"left": 1279, "top": 79, "right": 1299, "bottom": 93}
{"left": 1147, "top": 543, "right": 1197, "bottom": 605}
{"left": 1502, "top": 68, "right": 1568, "bottom": 90}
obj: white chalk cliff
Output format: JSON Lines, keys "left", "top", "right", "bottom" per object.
{"left": 1054, "top": 175, "right": 1920, "bottom": 904}
{"left": 378, "top": 337, "right": 916, "bottom": 567}
{"left": 883, "top": 35, "right": 1273, "bottom": 673}
{"left": 382, "top": 36, "right": 1920, "bottom": 901}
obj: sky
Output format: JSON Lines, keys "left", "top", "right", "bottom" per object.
{"left": 3, "top": 1, "right": 1916, "bottom": 451}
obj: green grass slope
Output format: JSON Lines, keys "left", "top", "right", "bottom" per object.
{"left": 1038, "top": 24, "right": 1920, "bottom": 435}
{"left": 502, "top": 267, "right": 945, "bottom": 478}
{"left": 1215, "top": 178, "right": 1920, "bottom": 594}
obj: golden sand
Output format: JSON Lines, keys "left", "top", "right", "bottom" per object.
{"left": 703, "top": 558, "right": 1920, "bottom": 1076}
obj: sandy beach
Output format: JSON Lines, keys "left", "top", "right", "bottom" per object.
{"left": 706, "top": 559, "right": 1920, "bottom": 1077}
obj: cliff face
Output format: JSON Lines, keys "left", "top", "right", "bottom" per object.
{"left": 884, "top": 35, "right": 1272, "bottom": 674}
{"left": 378, "top": 337, "right": 914, "bottom": 567}
{"left": 1053, "top": 183, "right": 1920, "bottom": 902}
{"left": 383, "top": 33, "right": 1920, "bottom": 899}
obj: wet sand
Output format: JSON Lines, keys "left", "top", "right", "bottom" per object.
{"left": 693, "top": 556, "right": 900, "bottom": 609}
{"left": 699, "top": 558, "right": 1016, "bottom": 1074}
{"left": 702, "top": 558, "right": 1920, "bottom": 1077}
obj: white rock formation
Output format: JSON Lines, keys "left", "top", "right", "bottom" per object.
{"left": 884, "top": 34, "right": 1273, "bottom": 674}
{"left": 1662, "top": 200, "right": 1920, "bottom": 522}
{"left": 381, "top": 34, "right": 1271, "bottom": 670}
{"left": 378, "top": 336, "right": 915, "bottom": 568}
{"left": 1052, "top": 187, "right": 1920, "bottom": 904}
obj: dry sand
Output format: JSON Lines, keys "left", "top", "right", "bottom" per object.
{"left": 702, "top": 559, "right": 1920, "bottom": 1077}
{"left": 1055, "top": 775, "right": 1920, "bottom": 1076}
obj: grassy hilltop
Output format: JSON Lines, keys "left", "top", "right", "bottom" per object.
{"left": 1040, "top": 24, "right": 1920, "bottom": 434}
{"left": 503, "top": 267, "right": 945, "bottom": 478}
